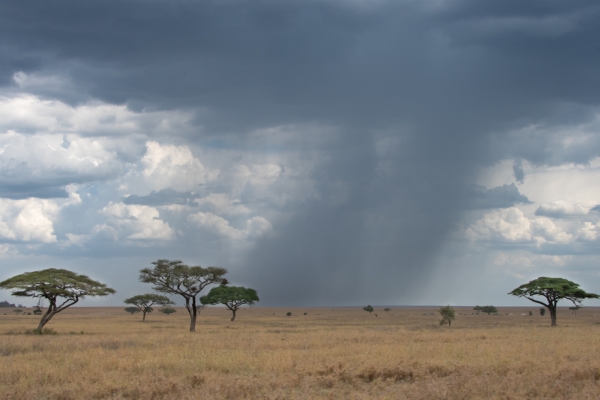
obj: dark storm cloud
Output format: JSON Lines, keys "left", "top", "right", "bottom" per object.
{"left": 2, "top": 0, "right": 600, "bottom": 304}
{"left": 513, "top": 160, "right": 525, "bottom": 184}
{"left": 464, "top": 184, "right": 530, "bottom": 210}
{"left": 0, "top": 184, "right": 68, "bottom": 200}
{"left": 123, "top": 189, "right": 198, "bottom": 207}
{"left": 2, "top": 1, "right": 597, "bottom": 133}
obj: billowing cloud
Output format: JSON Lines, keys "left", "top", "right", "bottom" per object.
{"left": 578, "top": 221, "right": 597, "bottom": 241}
{"left": 0, "top": 198, "right": 59, "bottom": 242}
{"left": 187, "top": 212, "right": 272, "bottom": 240}
{"left": 466, "top": 207, "right": 573, "bottom": 245}
{"left": 95, "top": 202, "right": 175, "bottom": 241}
{"left": 0, "top": 90, "right": 195, "bottom": 138}
{"left": 138, "top": 141, "right": 217, "bottom": 192}
{"left": 535, "top": 200, "right": 590, "bottom": 218}
{"left": 0, "top": 131, "right": 125, "bottom": 199}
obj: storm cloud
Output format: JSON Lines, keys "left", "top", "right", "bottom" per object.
{"left": 1, "top": 0, "right": 600, "bottom": 306}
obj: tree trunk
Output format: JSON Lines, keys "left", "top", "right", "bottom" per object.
{"left": 142, "top": 311, "right": 147, "bottom": 322}
{"left": 189, "top": 312, "right": 197, "bottom": 332}
{"left": 189, "top": 297, "right": 198, "bottom": 332}
{"left": 37, "top": 317, "right": 49, "bottom": 332}
{"left": 36, "top": 302, "right": 55, "bottom": 332}
{"left": 231, "top": 309, "right": 236, "bottom": 322}
{"left": 550, "top": 306, "right": 557, "bottom": 327}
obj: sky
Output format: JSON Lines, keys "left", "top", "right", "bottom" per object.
{"left": 1, "top": 0, "right": 600, "bottom": 307}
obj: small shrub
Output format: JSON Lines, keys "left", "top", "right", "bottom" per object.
{"left": 303, "top": 312, "right": 307, "bottom": 315}
{"left": 439, "top": 305, "right": 456, "bottom": 327}
{"left": 159, "top": 307, "right": 177, "bottom": 315}
{"left": 540, "top": 308, "right": 546, "bottom": 316}
{"left": 286, "top": 312, "right": 292, "bottom": 316}
{"left": 124, "top": 307, "right": 141, "bottom": 315}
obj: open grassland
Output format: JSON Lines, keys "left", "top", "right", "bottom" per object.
{"left": 2, "top": 306, "right": 600, "bottom": 399}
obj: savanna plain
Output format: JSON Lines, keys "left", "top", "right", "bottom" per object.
{"left": 2, "top": 306, "right": 600, "bottom": 399}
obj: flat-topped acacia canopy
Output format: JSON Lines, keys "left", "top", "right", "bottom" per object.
{"left": 140, "top": 259, "right": 227, "bottom": 332}
{"left": 509, "top": 277, "right": 599, "bottom": 326}
{"left": 0, "top": 268, "right": 115, "bottom": 332}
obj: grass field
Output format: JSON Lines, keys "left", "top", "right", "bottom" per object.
{"left": 1, "top": 306, "right": 600, "bottom": 399}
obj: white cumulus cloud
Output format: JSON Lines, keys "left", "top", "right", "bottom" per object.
{"left": 578, "top": 221, "right": 598, "bottom": 241}
{"left": 0, "top": 131, "right": 125, "bottom": 190}
{"left": 140, "top": 141, "right": 218, "bottom": 192}
{"left": 187, "top": 212, "right": 272, "bottom": 240}
{"left": 0, "top": 198, "right": 59, "bottom": 242}
{"left": 97, "top": 202, "right": 174, "bottom": 241}
{"left": 466, "top": 207, "right": 573, "bottom": 245}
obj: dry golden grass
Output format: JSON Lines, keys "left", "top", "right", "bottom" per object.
{"left": 1, "top": 306, "right": 600, "bottom": 399}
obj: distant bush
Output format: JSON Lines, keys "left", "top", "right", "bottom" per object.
{"left": 286, "top": 312, "right": 292, "bottom": 316}
{"left": 159, "top": 307, "right": 177, "bottom": 315}
{"left": 124, "top": 307, "right": 141, "bottom": 315}
{"left": 539, "top": 308, "right": 546, "bottom": 316}
{"left": 474, "top": 305, "right": 497, "bottom": 315}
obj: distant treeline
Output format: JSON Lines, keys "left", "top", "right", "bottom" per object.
{"left": 0, "top": 300, "right": 18, "bottom": 307}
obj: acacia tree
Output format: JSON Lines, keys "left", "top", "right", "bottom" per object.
{"left": 363, "top": 305, "right": 374, "bottom": 315}
{"left": 0, "top": 269, "right": 115, "bottom": 332}
{"left": 384, "top": 308, "right": 391, "bottom": 315}
{"left": 201, "top": 286, "right": 259, "bottom": 321}
{"left": 569, "top": 306, "right": 580, "bottom": 315}
{"left": 124, "top": 294, "right": 174, "bottom": 321}
{"left": 139, "top": 260, "right": 227, "bottom": 332}
{"left": 474, "top": 305, "right": 497, "bottom": 315}
{"left": 481, "top": 305, "right": 498, "bottom": 315}
{"left": 509, "top": 277, "right": 599, "bottom": 327}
